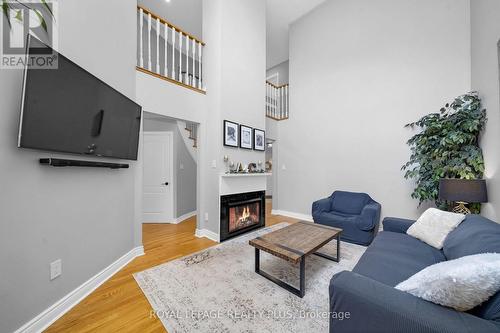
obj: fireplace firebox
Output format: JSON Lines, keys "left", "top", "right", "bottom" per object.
{"left": 220, "top": 191, "right": 265, "bottom": 241}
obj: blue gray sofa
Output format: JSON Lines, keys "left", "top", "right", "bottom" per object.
{"left": 329, "top": 214, "right": 500, "bottom": 333}
{"left": 312, "top": 191, "right": 381, "bottom": 246}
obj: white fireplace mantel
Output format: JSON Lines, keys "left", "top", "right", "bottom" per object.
{"left": 219, "top": 173, "right": 269, "bottom": 196}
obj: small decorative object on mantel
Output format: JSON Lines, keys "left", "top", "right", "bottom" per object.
{"left": 253, "top": 129, "right": 265, "bottom": 151}
{"left": 226, "top": 162, "right": 267, "bottom": 174}
{"left": 223, "top": 155, "right": 230, "bottom": 173}
{"left": 223, "top": 120, "right": 239, "bottom": 147}
{"left": 265, "top": 160, "right": 272, "bottom": 172}
{"left": 439, "top": 178, "right": 488, "bottom": 214}
{"left": 240, "top": 125, "right": 253, "bottom": 149}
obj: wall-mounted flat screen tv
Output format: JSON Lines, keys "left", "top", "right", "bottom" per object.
{"left": 18, "top": 35, "right": 142, "bottom": 160}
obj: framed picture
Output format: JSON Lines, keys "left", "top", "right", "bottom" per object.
{"left": 253, "top": 128, "right": 265, "bottom": 151}
{"left": 240, "top": 125, "right": 253, "bottom": 149}
{"left": 223, "top": 120, "right": 239, "bottom": 147}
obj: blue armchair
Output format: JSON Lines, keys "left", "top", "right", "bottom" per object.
{"left": 312, "top": 191, "right": 381, "bottom": 246}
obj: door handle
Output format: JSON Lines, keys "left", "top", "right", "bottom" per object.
{"left": 163, "top": 182, "right": 169, "bottom": 186}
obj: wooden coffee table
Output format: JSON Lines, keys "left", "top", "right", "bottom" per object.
{"left": 249, "top": 221, "right": 342, "bottom": 298}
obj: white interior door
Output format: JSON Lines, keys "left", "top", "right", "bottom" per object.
{"left": 143, "top": 132, "right": 174, "bottom": 223}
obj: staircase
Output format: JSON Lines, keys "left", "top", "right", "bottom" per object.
{"left": 184, "top": 122, "right": 198, "bottom": 148}
{"left": 177, "top": 121, "right": 198, "bottom": 163}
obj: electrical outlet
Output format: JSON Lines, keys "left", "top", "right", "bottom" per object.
{"left": 205, "top": 213, "right": 209, "bottom": 221}
{"left": 211, "top": 160, "right": 217, "bottom": 168}
{"left": 180, "top": 163, "right": 184, "bottom": 170}
{"left": 50, "top": 259, "right": 62, "bottom": 280}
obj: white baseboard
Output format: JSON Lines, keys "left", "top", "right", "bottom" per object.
{"left": 195, "top": 228, "right": 220, "bottom": 242}
{"left": 271, "top": 209, "right": 313, "bottom": 222}
{"left": 14, "top": 246, "right": 145, "bottom": 333}
{"left": 172, "top": 211, "right": 197, "bottom": 224}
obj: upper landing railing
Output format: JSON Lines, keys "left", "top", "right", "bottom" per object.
{"left": 266, "top": 81, "right": 289, "bottom": 120}
{"left": 137, "top": 5, "right": 206, "bottom": 94}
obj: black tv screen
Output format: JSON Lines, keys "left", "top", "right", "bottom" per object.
{"left": 18, "top": 36, "right": 142, "bottom": 160}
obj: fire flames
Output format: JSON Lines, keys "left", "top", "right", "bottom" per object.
{"left": 238, "top": 206, "right": 251, "bottom": 223}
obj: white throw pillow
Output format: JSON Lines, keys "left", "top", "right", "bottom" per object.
{"left": 396, "top": 253, "right": 500, "bottom": 311}
{"left": 407, "top": 208, "right": 465, "bottom": 249}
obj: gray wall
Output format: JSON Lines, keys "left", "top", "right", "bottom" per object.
{"left": 143, "top": 116, "right": 197, "bottom": 218}
{"left": 0, "top": 1, "right": 138, "bottom": 332}
{"left": 199, "top": 0, "right": 266, "bottom": 235}
{"left": 471, "top": 0, "right": 500, "bottom": 222}
{"left": 275, "top": 0, "right": 471, "bottom": 220}
{"left": 267, "top": 60, "right": 289, "bottom": 85}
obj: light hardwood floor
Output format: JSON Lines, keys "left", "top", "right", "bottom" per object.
{"left": 45, "top": 200, "right": 299, "bottom": 332}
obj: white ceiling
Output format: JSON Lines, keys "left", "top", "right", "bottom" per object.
{"left": 266, "top": 0, "right": 327, "bottom": 69}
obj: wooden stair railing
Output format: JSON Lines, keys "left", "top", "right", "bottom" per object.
{"left": 266, "top": 81, "right": 289, "bottom": 120}
{"left": 184, "top": 122, "right": 198, "bottom": 148}
{"left": 137, "top": 5, "right": 206, "bottom": 94}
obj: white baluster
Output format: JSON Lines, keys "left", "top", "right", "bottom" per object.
{"left": 199, "top": 43, "right": 203, "bottom": 89}
{"left": 156, "top": 19, "right": 160, "bottom": 73}
{"left": 171, "top": 27, "right": 176, "bottom": 79}
{"left": 139, "top": 8, "right": 143, "bottom": 68}
{"left": 179, "top": 31, "right": 183, "bottom": 82}
{"left": 265, "top": 83, "right": 267, "bottom": 116}
{"left": 267, "top": 84, "right": 270, "bottom": 117}
{"left": 164, "top": 23, "right": 168, "bottom": 76}
{"left": 286, "top": 85, "right": 289, "bottom": 118}
{"left": 186, "top": 35, "right": 189, "bottom": 84}
{"left": 286, "top": 86, "right": 288, "bottom": 118}
{"left": 268, "top": 84, "right": 271, "bottom": 117}
{"left": 186, "top": 36, "right": 190, "bottom": 85}
{"left": 279, "top": 88, "right": 283, "bottom": 119}
{"left": 192, "top": 38, "right": 196, "bottom": 87}
{"left": 147, "top": 13, "right": 152, "bottom": 70}
{"left": 273, "top": 86, "right": 277, "bottom": 118}
{"left": 276, "top": 87, "right": 279, "bottom": 118}
{"left": 282, "top": 87, "right": 285, "bottom": 118}
{"left": 278, "top": 87, "right": 281, "bottom": 118}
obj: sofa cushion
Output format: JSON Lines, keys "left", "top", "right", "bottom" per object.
{"left": 331, "top": 191, "right": 369, "bottom": 215}
{"left": 407, "top": 208, "right": 465, "bottom": 249}
{"left": 353, "top": 231, "right": 446, "bottom": 287}
{"left": 443, "top": 214, "right": 500, "bottom": 260}
{"left": 395, "top": 253, "right": 500, "bottom": 312}
{"left": 470, "top": 292, "right": 500, "bottom": 322}
{"left": 316, "top": 212, "right": 374, "bottom": 246}
{"left": 443, "top": 214, "right": 500, "bottom": 322}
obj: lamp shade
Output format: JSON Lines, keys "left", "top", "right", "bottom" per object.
{"left": 439, "top": 178, "right": 488, "bottom": 203}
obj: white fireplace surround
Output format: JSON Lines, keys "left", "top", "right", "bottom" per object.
{"left": 195, "top": 173, "right": 270, "bottom": 243}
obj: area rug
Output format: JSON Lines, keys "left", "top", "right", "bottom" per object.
{"left": 134, "top": 223, "right": 366, "bottom": 333}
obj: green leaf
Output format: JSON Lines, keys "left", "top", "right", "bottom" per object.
{"left": 32, "top": 8, "right": 47, "bottom": 32}
{"left": 2, "top": 0, "right": 11, "bottom": 28}
{"left": 14, "top": 8, "right": 21, "bottom": 21}
{"left": 40, "top": 0, "right": 53, "bottom": 18}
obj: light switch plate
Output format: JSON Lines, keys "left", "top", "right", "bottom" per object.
{"left": 50, "top": 259, "right": 62, "bottom": 280}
